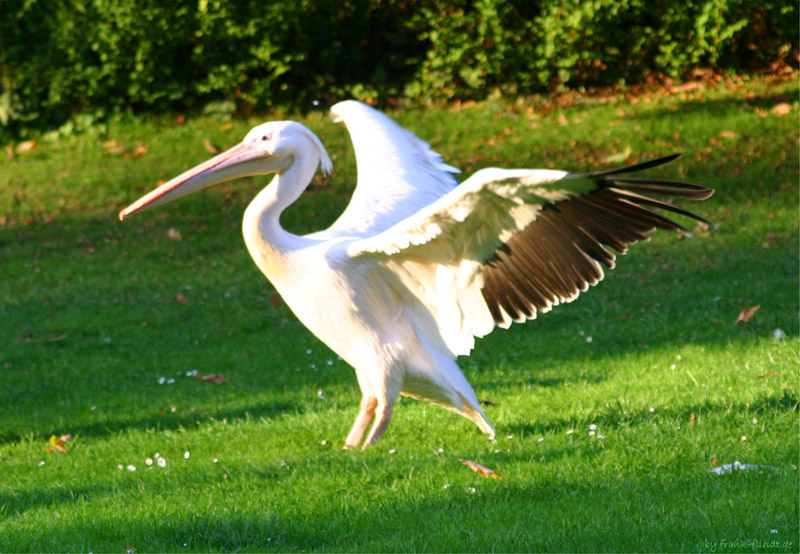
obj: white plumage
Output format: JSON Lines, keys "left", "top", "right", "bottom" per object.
{"left": 120, "top": 100, "right": 712, "bottom": 447}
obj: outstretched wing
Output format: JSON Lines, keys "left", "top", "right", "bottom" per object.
{"left": 347, "top": 154, "right": 713, "bottom": 355}
{"left": 326, "top": 100, "right": 459, "bottom": 236}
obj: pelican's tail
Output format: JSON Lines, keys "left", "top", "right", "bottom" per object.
{"left": 457, "top": 392, "right": 496, "bottom": 436}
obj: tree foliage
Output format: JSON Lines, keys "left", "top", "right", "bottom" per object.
{"left": 0, "top": 0, "right": 795, "bottom": 138}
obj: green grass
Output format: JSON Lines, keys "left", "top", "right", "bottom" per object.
{"left": 1, "top": 75, "right": 798, "bottom": 552}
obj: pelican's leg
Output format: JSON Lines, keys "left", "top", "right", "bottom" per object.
{"left": 343, "top": 396, "right": 378, "bottom": 449}
{"left": 362, "top": 403, "right": 394, "bottom": 447}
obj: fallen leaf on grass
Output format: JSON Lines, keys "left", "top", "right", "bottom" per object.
{"left": 458, "top": 458, "right": 501, "bottom": 479}
{"left": 718, "top": 130, "right": 739, "bottom": 140}
{"left": 194, "top": 372, "right": 229, "bottom": 384}
{"left": 103, "top": 140, "right": 126, "bottom": 155}
{"left": 770, "top": 103, "right": 792, "bottom": 117}
{"left": 16, "top": 140, "right": 37, "bottom": 154}
{"left": 757, "top": 370, "right": 777, "bottom": 379}
{"left": 166, "top": 228, "right": 182, "bottom": 241}
{"left": 126, "top": 144, "right": 148, "bottom": 160}
{"left": 601, "top": 145, "right": 632, "bottom": 164}
{"left": 46, "top": 434, "right": 72, "bottom": 453}
{"left": 176, "top": 293, "right": 188, "bottom": 304}
{"left": 734, "top": 304, "right": 760, "bottom": 324}
{"left": 203, "top": 138, "right": 221, "bottom": 154}
{"left": 691, "top": 220, "right": 712, "bottom": 236}
{"left": 103, "top": 141, "right": 147, "bottom": 159}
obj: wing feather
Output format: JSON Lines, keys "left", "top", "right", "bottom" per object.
{"left": 481, "top": 156, "right": 713, "bottom": 325}
{"left": 346, "top": 154, "right": 712, "bottom": 354}
{"left": 327, "top": 101, "right": 459, "bottom": 236}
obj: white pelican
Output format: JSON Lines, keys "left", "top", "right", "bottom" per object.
{"left": 120, "top": 100, "right": 713, "bottom": 447}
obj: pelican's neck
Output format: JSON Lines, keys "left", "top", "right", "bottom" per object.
{"left": 243, "top": 148, "right": 320, "bottom": 255}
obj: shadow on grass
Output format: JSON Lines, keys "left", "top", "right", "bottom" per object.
{"left": 624, "top": 89, "right": 797, "bottom": 122}
{"left": 0, "top": 400, "right": 299, "bottom": 446}
{"left": 4, "top": 432, "right": 797, "bottom": 553}
{"left": 503, "top": 388, "right": 799, "bottom": 442}
{"left": 3, "top": 390, "right": 796, "bottom": 539}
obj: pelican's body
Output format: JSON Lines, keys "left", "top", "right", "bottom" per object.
{"left": 120, "top": 101, "right": 712, "bottom": 447}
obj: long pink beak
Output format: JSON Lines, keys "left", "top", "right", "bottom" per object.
{"left": 119, "top": 141, "right": 265, "bottom": 221}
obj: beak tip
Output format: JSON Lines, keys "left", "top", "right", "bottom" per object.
{"left": 118, "top": 209, "right": 128, "bottom": 221}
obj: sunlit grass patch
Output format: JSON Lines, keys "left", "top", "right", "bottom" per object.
{"left": 0, "top": 76, "right": 797, "bottom": 552}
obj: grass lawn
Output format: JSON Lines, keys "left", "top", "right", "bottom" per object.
{"left": 1, "top": 75, "right": 797, "bottom": 552}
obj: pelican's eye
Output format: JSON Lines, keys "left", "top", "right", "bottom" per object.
{"left": 261, "top": 134, "right": 271, "bottom": 142}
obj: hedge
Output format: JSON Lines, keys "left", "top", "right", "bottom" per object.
{"left": 0, "top": 0, "right": 796, "bottom": 139}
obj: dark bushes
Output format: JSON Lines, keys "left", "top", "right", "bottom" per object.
{"left": 0, "top": 0, "right": 795, "bottom": 138}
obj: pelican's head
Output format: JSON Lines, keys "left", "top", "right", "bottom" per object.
{"left": 119, "top": 121, "right": 332, "bottom": 220}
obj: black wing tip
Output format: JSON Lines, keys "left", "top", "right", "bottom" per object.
{"left": 610, "top": 177, "right": 715, "bottom": 201}
{"left": 567, "top": 153, "right": 684, "bottom": 180}
{"left": 567, "top": 152, "right": 715, "bottom": 201}
{"left": 480, "top": 152, "right": 714, "bottom": 327}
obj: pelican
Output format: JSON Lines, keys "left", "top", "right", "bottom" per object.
{"left": 120, "top": 100, "right": 713, "bottom": 448}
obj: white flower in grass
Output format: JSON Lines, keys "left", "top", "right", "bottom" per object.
{"left": 126, "top": 464, "right": 137, "bottom": 471}
{"left": 145, "top": 458, "right": 154, "bottom": 466}
{"left": 183, "top": 451, "right": 190, "bottom": 459}
{"left": 157, "top": 457, "right": 167, "bottom": 467}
